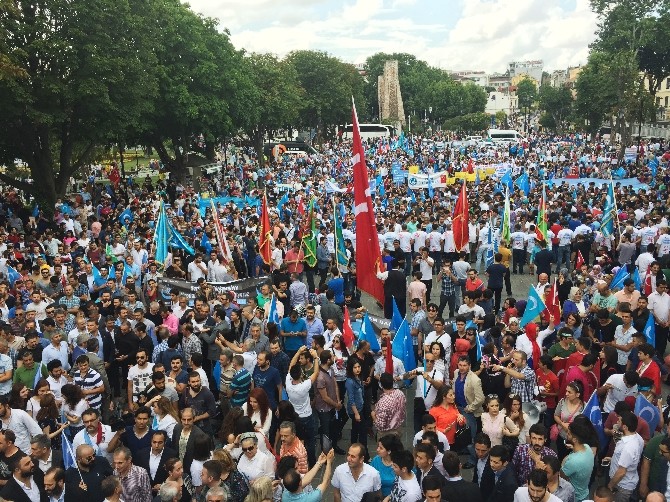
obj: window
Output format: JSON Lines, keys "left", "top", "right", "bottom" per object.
{"left": 666, "top": 78, "right": 670, "bottom": 89}
{"left": 665, "top": 96, "right": 669, "bottom": 107}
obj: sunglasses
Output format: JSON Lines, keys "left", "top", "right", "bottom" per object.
{"left": 242, "top": 445, "right": 255, "bottom": 452}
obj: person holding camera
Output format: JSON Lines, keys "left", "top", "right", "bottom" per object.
{"left": 437, "top": 260, "right": 459, "bottom": 319}
{"left": 403, "top": 353, "right": 445, "bottom": 434}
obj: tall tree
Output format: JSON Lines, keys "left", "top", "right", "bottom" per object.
{"left": 0, "top": 0, "right": 158, "bottom": 212}
{"left": 285, "top": 50, "right": 365, "bottom": 141}
{"left": 538, "top": 85, "right": 574, "bottom": 132}
{"left": 246, "top": 53, "right": 303, "bottom": 167}
{"left": 132, "top": 0, "right": 254, "bottom": 179}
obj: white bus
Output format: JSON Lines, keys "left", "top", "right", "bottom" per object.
{"left": 488, "top": 129, "right": 522, "bottom": 145}
{"left": 341, "top": 123, "right": 397, "bottom": 141}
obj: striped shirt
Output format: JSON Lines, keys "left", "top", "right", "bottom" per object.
{"left": 229, "top": 367, "right": 251, "bottom": 407}
{"left": 182, "top": 334, "right": 202, "bottom": 364}
{"left": 74, "top": 368, "right": 103, "bottom": 408}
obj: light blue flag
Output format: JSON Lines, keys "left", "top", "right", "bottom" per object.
{"left": 376, "top": 174, "right": 385, "bottom": 197}
{"left": 62, "top": 434, "right": 76, "bottom": 470}
{"left": 583, "top": 392, "right": 607, "bottom": 454}
{"left": 91, "top": 263, "right": 108, "bottom": 287}
{"left": 520, "top": 286, "right": 546, "bottom": 328}
{"left": 33, "top": 362, "right": 43, "bottom": 390}
{"left": 632, "top": 268, "right": 642, "bottom": 291}
{"left": 118, "top": 207, "right": 134, "bottom": 226}
{"left": 515, "top": 172, "right": 530, "bottom": 196}
{"left": 153, "top": 202, "right": 171, "bottom": 267}
{"left": 635, "top": 394, "right": 660, "bottom": 433}
{"left": 361, "top": 313, "right": 380, "bottom": 352}
{"left": 485, "top": 224, "right": 494, "bottom": 268}
{"left": 6, "top": 266, "right": 21, "bottom": 287}
{"left": 475, "top": 168, "right": 481, "bottom": 186}
{"left": 391, "top": 297, "right": 404, "bottom": 331}
{"left": 268, "top": 294, "right": 280, "bottom": 324}
{"left": 427, "top": 173, "right": 434, "bottom": 199}
{"left": 201, "top": 233, "right": 212, "bottom": 254}
{"left": 475, "top": 333, "right": 483, "bottom": 361}
{"left": 277, "top": 192, "right": 289, "bottom": 219}
{"left": 391, "top": 319, "right": 416, "bottom": 372}
{"left": 465, "top": 319, "right": 477, "bottom": 331}
{"left": 643, "top": 313, "right": 655, "bottom": 346}
{"left": 501, "top": 170, "right": 514, "bottom": 191}
{"left": 609, "top": 266, "right": 630, "bottom": 291}
{"left": 601, "top": 182, "right": 615, "bottom": 237}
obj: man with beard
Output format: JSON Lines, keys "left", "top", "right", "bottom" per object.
{"left": 64, "top": 445, "right": 113, "bottom": 502}
{"left": 43, "top": 467, "right": 65, "bottom": 502}
{"left": 107, "top": 406, "right": 154, "bottom": 458}
{"left": 252, "top": 351, "right": 282, "bottom": 412}
{"left": 72, "top": 408, "right": 114, "bottom": 462}
{"left": 0, "top": 453, "right": 47, "bottom": 502}
{"left": 0, "top": 430, "right": 25, "bottom": 488}
{"left": 512, "top": 468, "right": 562, "bottom": 502}
{"left": 178, "top": 373, "right": 216, "bottom": 436}
{"left": 511, "top": 424, "right": 557, "bottom": 486}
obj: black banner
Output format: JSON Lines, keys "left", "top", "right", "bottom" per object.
{"left": 157, "top": 276, "right": 269, "bottom": 307}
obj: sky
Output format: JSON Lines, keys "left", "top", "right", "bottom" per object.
{"left": 187, "top": 0, "right": 600, "bottom": 74}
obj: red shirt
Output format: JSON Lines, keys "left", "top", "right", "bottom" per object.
{"left": 535, "top": 368, "right": 559, "bottom": 408}
{"left": 637, "top": 360, "right": 661, "bottom": 397}
{"left": 465, "top": 277, "right": 484, "bottom": 292}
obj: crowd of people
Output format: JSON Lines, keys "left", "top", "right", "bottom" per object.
{"left": 0, "top": 131, "right": 666, "bottom": 502}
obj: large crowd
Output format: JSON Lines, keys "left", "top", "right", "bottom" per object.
{"left": 0, "top": 131, "right": 667, "bottom": 502}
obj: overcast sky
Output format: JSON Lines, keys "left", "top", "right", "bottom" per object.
{"left": 187, "top": 0, "right": 599, "bottom": 74}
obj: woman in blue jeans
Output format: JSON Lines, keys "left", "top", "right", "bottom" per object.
{"left": 346, "top": 361, "right": 367, "bottom": 457}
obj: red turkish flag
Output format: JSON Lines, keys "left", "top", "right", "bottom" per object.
{"left": 259, "top": 193, "right": 272, "bottom": 266}
{"left": 467, "top": 159, "right": 475, "bottom": 174}
{"left": 644, "top": 264, "right": 653, "bottom": 296}
{"left": 545, "top": 278, "right": 561, "bottom": 324}
{"left": 452, "top": 182, "right": 469, "bottom": 252}
{"left": 342, "top": 307, "right": 355, "bottom": 350}
{"left": 575, "top": 250, "right": 585, "bottom": 270}
{"left": 385, "top": 336, "right": 393, "bottom": 375}
{"left": 352, "top": 101, "right": 384, "bottom": 304}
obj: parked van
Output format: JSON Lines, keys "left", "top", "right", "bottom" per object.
{"left": 487, "top": 129, "right": 522, "bottom": 145}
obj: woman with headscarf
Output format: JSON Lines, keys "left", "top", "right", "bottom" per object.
{"left": 515, "top": 321, "right": 553, "bottom": 369}
{"left": 557, "top": 268, "right": 573, "bottom": 306}
{"left": 563, "top": 287, "right": 587, "bottom": 320}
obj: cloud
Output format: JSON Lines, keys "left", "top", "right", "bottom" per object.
{"left": 187, "top": 0, "right": 598, "bottom": 73}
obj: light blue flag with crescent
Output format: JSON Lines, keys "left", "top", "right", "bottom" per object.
{"left": 632, "top": 268, "right": 642, "bottom": 291}
{"left": 6, "top": 266, "right": 21, "bottom": 287}
{"left": 583, "top": 392, "right": 607, "bottom": 454}
{"left": 609, "top": 266, "right": 630, "bottom": 291}
{"left": 268, "top": 294, "right": 280, "bottom": 324}
{"left": 361, "top": 313, "right": 380, "bottom": 352}
{"left": 520, "top": 286, "right": 546, "bottom": 328}
{"left": 391, "top": 297, "right": 404, "bottom": 332}
{"left": 376, "top": 174, "right": 385, "bottom": 197}
{"left": 515, "top": 172, "right": 530, "bottom": 196}
{"left": 118, "top": 207, "right": 134, "bottom": 226}
{"left": 635, "top": 394, "right": 660, "bottom": 433}
{"left": 643, "top": 313, "right": 655, "bottom": 346}
{"left": 391, "top": 319, "right": 416, "bottom": 372}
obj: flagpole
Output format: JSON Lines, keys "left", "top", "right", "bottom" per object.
{"left": 605, "top": 173, "right": 621, "bottom": 250}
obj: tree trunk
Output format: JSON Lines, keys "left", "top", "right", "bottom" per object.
{"left": 151, "top": 139, "right": 186, "bottom": 182}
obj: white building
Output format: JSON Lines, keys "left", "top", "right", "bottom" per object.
{"left": 508, "top": 60, "right": 544, "bottom": 85}
{"left": 485, "top": 91, "right": 517, "bottom": 116}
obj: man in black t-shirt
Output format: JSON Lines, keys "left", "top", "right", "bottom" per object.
{"left": 589, "top": 308, "right": 622, "bottom": 346}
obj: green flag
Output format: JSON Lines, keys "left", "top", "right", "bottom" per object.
{"left": 301, "top": 198, "right": 318, "bottom": 268}
{"left": 105, "top": 243, "right": 118, "bottom": 263}
{"left": 333, "top": 201, "right": 349, "bottom": 267}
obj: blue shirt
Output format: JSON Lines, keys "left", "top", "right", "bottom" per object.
{"left": 0, "top": 354, "right": 12, "bottom": 395}
{"left": 282, "top": 488, "right": 322, "bottom": 502}
{"left": 454, "top": 372, "right": 466, "bottom": 408}
{"left": 345, "top": 377, "right": 363, "bottom": 416}
{"left": 252, "top": 365, "right": 282, "bottom": 410}
{"left": 328, "top": 277, "right": 345, "bottom": 304}
{"left": 280, "top": 317, "right": 307, "bottom": 352}
{"left": 370, "top": 455, "right": 396, "bottom": 497}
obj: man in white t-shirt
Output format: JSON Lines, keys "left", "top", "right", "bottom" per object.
{"left": 598, "top": 371, "right": 639, "bottom": 414}
{"left": 72, "top": 408, "right": 114, "bottom": 461}
{"left": 331, "top": 443, "right": 382, "bottom": 501}
{"left": 127, "top": 348, "right": 155, "bottom": 408}
{"left": 285, "top": 346, "right": 320, "bottom": 469}
{"left": 406, "top": 354, "right": 444, "bottom": 434}
{"left": 388, "top": 449, "right": 422, "bottom": 502}
{"left": 513, "top": 468, "right": 562, "bottom": 502}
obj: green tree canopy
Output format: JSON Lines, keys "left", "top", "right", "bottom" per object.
{"left": 538, "top": 85, "right": 574, "bottom": 132}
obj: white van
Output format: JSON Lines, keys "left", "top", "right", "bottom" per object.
{"left": 488, "top": 129, "right": 522, "bottom": 145}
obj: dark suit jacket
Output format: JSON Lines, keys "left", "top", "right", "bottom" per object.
{"left": 443, "top": 478, "right": 483, "bottom": 502}
{"left": 48, "top": 450, "right": 64, "bottom": 471}
{"left": 485, "top": 465, "right": 518, "bottom": 502}
{"left": 1, "top": 469, "right": 48, "bottom": 502}
{"left": 135, "top": 446, "right": 178, "bottom": 486}
{"left": 170, "top": 424, "right": 209, "bottom": 472}
{"left": 101, "top": 328, "right": 116, "bottom": 364}
{"left": 473, "top": 460, "right": 495, "bottom": 499}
